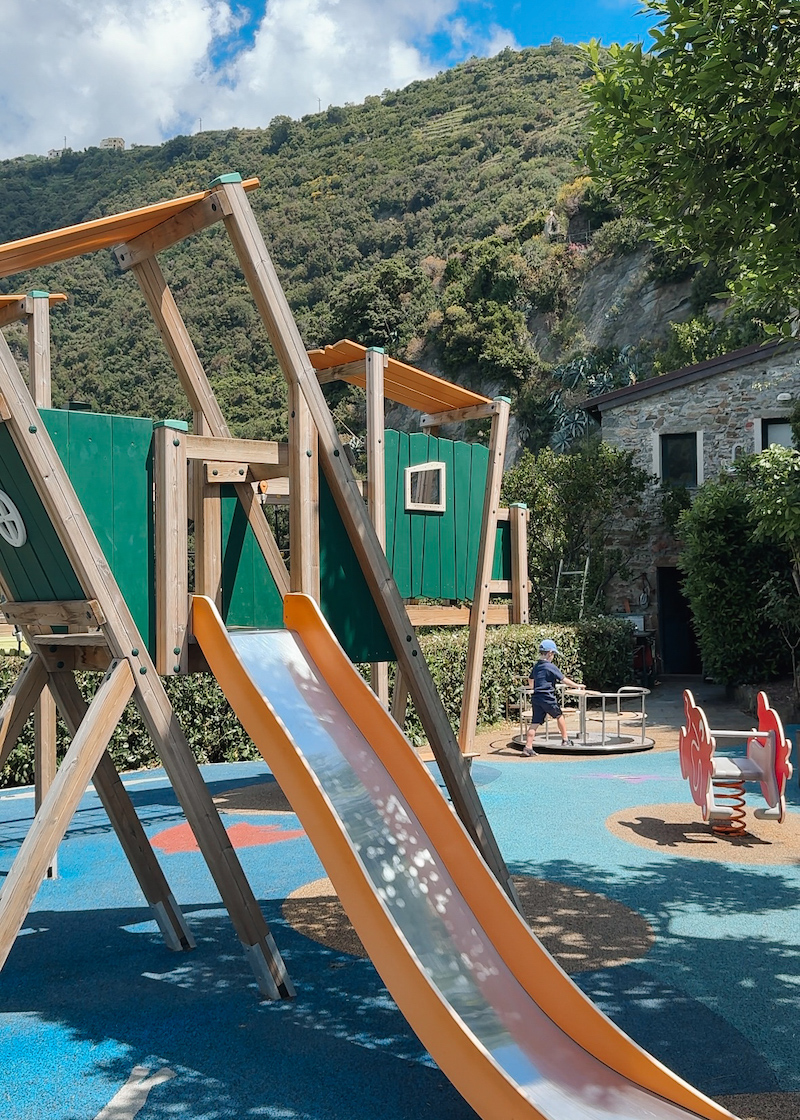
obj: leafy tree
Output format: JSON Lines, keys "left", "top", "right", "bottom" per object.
{"left": 584, "top": 1, "right": 800, "bottom": 321}
{"left": 501, "top": 439, "right": 651, "bottom": 619}
{"left": 739, "top": 445, "right": 800, "bottom": 594}
{"left": 677, "top": 466, "right": 791, "bottom": 686}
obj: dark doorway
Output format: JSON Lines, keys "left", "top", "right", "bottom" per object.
{"left": 657, "top": 567, "right": 702, "bottom": 674}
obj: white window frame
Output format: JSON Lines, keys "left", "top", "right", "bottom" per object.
{"left": 404, "top": 461, "right": 447, "bottom": 513}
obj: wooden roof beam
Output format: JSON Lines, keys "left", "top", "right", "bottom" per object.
{"left": 419, "top": 400, "right": 504, "bottom": 429}
{"left": 114, "top": 186, "right": 245, "bottom": 271}
{"left": 0, "top": 180, "right": 258, "bottom": 279}
{"left": 0, "top": 293, "right": 67, "bottom": 329}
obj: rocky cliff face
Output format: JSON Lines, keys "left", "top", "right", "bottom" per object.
{"left": 573, "top": 248, "right": 696, "bottom": 350}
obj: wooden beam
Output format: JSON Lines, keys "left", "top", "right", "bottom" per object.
{"left": 459, "top": 399, "right": 510, "bottom": 756}
{"left": 406, "top": 604, "right": 513, "bottom": 627}
{"left": 204, "top": 462, "right": 249, "bottom": 484}
{"left": 113, "top": 191, "right": 234, "bottom": 270}
{"left": 132, "top": 257, "right": 290, "bottom": 599}
{"left": 288, "top": 382, "right": 320, "bottom": 597}
{"left": 0, "top": 654, "right": 48, "bottom": 771}
{"left": 509, "top": 504, "right": 530, "bottom": 625}
{"left": 3, "top": 599, "right": 105, "bottom": 629}
{"left": 217, "top": 179, "right": 518, "bottom": 905}
{"left": 154, "top": 423, "right": 189, "bottom": 675}
{"left": 0, "top": 331, "right": 294, "bottom": 998}
{"left": 419, "top": 401, "right": 503, "bottom": 429}
{"left": 194, "top": 430, "right": 223, "bottom": 609}
{"left": 27, "top": 292, "right": 56, "bottom": 875}
{"left": 366, "top": 347, "right": 389, "bottom": 706}
{"left": 0, "top": 299, "right": 26, "bottom": 328}
{"left": 185, "top": 435, "right": 288, "bottom": 466}
{"left": 48, "top": 670, "right": 195, "bottom": 952}
{"left": 0, "top": 659, "right": 135, "bottom": 970}
{"left": 315, "top": 359, "right": 366, "bottom": 385}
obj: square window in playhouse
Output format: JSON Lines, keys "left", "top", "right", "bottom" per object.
{"left": 404, "top": 461, "right": 446, "bottom": 513}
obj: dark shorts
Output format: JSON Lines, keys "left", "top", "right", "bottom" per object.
{"left": 532, "top": 696, "right": 562, "bottom": 724}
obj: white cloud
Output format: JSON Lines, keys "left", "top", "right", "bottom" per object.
{"left": 0, "top": 0, "right": 516, "bottom": 160}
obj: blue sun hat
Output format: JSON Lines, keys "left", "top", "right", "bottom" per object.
{"left": 539, "top": 639, "right": 560, "bottom": 654}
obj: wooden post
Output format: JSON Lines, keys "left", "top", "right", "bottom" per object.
{"left": 0, "top": 331, "right": 294, "bottom": 998}
{"left": 154, "top": 422, "right": 189, "bottom": 673}
{"left": 216, "top": 176, "right": 517, "bottom": 905}
{"left": 26, "top": 289, "right": 58, "bottom": 877}
{"left": 0, "top": 659, "right": 135, "bottom": 969}
{"left": 288, "top": 382, "right": 319, "bottom": 598}
{"left": 509, "top": 503, "right": 530, "bottom": 625}
{"left": 190, "top": 410, "right": 223, "bottom": 607}
{"left": 366, "top": 347, "right": 389, "bottom": 707}
{"left": 459, "top": 398, "right": 510, "bottom": 756}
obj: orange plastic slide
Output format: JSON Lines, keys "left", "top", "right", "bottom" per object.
{"left": 192, "top": 593, "right": 739, "bottom": 1120}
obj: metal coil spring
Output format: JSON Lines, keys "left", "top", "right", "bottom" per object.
{"left": 711, "top": 779, "right": 747, "bottom": 836}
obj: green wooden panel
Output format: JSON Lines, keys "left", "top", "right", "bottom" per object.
{"left": 465, "top": 443, "right": 489, "bottom": 596}
{"left": 40, "top": 409, "right": 156, "bottom": 649}
{"left": 419, "top": 435, "right": 443, "bottom": 600}
{"left": 111, "top": 415, "right": 156, "bottom": 653}
{"left": 492, "top": 520, "right": 511, "bottom": 581}
{"left": 383, "top": 429, "right": 400, "bottom": 574}
{"left": 452, "top": 440, "right": 474, "bottom": 600}
{"left": 0, "top": 425, "right": 83, "bottom": 602}
{"left": 220, "top": 488, "right": 284, "bottom": 629}
{"left": 437, "top": 437, "right": 457, "bottom": 600}
{"left": 318, "top": 469, "right": 393, "bottom": 663}
{"left": 388, "top": 430, "right": 412, "bottom": 598}
{"left": 67, "top": 411, "right": 115, "bottom": 563}
{"left": 408, "top": 432, "right": 431, "bottom": 599}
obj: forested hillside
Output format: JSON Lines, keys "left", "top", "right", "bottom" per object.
{"left": 0, "top": 42, "right": 754, "bottom": 447}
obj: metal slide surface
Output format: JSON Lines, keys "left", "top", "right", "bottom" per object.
{"left": 192, "top": 594, "right": 738, "bottom": 1120}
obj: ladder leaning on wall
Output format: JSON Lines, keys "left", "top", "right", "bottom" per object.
{"left": 554, "top": 557, "right": 589, "bottom": 619}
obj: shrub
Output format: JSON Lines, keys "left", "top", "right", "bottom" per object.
{"left": 677, "top": 474, "right": 790, "bottom": 685}
{"left": 0, "top": 616, "right": 636, "bottom": 784}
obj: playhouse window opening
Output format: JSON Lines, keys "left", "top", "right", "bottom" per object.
{"left": 405, "top": 462, "right": 446, "bottom": 513}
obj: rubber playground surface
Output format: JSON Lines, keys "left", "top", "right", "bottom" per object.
{"left": 1, "top": 684, "right": 799, "bottom": 1120}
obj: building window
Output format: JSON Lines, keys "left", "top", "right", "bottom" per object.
{"left": 660, "top": 433, "right": 698, "bottom": 487}
{"left": 404, "top": 462, "right": 446, "bottom": 512}
{"left": 761, "top": 418, "right": 793, "bottom": 450}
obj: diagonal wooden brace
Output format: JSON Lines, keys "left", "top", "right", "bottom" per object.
{"left": 0, "top": 659, "right": 135, "bottom": 970}
{"left": 47, "top": 670, "right": 195, "bottom": 952}
{"left": 0, "top": 653, "right": 48, "bottom": 771}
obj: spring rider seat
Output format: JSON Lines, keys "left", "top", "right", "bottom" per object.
{"left": 679, "top": 690, "right": 794, "bottom": 835}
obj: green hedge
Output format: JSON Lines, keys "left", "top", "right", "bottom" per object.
{"left": 0, "top": 616, "right": 634, "bottom": 786}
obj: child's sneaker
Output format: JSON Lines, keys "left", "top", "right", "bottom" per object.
{"left": 561, "top": 738, "right": 576, "bottom": 748}
{"left": 522, "top": 745, "right": 536, "bottom": 756}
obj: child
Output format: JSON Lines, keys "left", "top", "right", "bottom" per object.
{"left": 523, "top": 639, "right": 585, "bottom": 755}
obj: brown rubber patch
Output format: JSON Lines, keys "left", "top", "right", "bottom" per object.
{"left": 606, "top": 803, "right": 800, "bottom": 865}
{"left": 283, "top": 875, "right": 653, "bottom": 972}
{"left": 716, "top": 1093, "right": 800, "bottom": 1120}
{"left": 213, "top": 780, "right": 293, "bottom": 814}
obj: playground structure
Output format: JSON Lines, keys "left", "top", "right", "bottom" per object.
{"left": 0, "top": 177, "right": 741, "bottom": 1119}
{"left": 679, "top": 689, "right": 794, "bottom": 836}
{"left": 515, "top": 682, "right": 653, "bottom": 753}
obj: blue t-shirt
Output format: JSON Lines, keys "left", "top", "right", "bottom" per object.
{"left": 529, "top": 658, "right": 564, "bottom": 701}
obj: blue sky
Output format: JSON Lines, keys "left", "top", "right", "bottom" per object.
{"left": 0, "top": 1, "right": 658, "bottom": 161}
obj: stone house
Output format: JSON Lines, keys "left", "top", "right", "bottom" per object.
{"left": 587, "top": 340, "right": 800, "bottom": 674}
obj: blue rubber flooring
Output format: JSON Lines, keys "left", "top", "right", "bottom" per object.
{"left": 1, "top": 743, "right": 799, "bottom": 1120}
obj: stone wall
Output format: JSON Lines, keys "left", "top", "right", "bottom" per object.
{"left": 600, "top": 347, "right": 800, "bottom": 643}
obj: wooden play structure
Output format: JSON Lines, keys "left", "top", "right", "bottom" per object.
{"left": 679, "top": 689, "right": 794, "bottom": 835}
{"left": 0, "top": 174, "right": 526, "bottom": 992}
